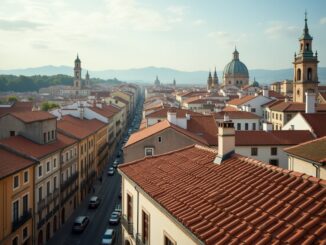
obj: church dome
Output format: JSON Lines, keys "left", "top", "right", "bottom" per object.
{"left": 223, "top": 49, "right": 249, "bottom": 77}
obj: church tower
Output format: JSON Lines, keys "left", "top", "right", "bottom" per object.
{"left": 212, "top": 67, "right": 219, "bottom": 88}
{"left": 85, "top": 70, "right": 90, "bottom": 87}
{"left": 207, "top": 71, "right": 213, "bottom": 91}
{"left": 74, "top": 54, "right": 82, "bottom": 89}
{"left": 293, "top": 12, "right": 319, "bottom": 103}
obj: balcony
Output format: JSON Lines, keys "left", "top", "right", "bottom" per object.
{"left": 121, "top": 215, "right": 134, "bottom": 237}
{"left": 12, "top": 209, "right": 32, "bottom": 232}
{"left": 61, "top": 172, "right": 79, "bottom": 191}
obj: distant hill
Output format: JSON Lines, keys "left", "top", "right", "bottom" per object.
{"left": 1, "top": 66, "right": 326, "bottom": 85}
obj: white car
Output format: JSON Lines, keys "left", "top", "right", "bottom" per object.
{"left": 101, "top": 229, "right": 115, "bottom": 245}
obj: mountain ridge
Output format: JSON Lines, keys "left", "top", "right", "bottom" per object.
{"left": 1, "top": 66, "right": 326, "bottom": 85}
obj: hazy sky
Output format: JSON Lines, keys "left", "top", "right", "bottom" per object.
{"left": 0, "top": 0, "right": 325, "bottom": 71}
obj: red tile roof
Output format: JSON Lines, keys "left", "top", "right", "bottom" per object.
{"left": 318, "top": 92, "right": 326, "bottom": 101}
{"left": 114, "top": 96, "right": 129, "bottom": 105}
{"left": 0, "top": 148, "right": 35, "bottom": 179}
{"left": 222, "top": 106, "right": 239, "bottom": 112}
{"left": 0, "top": 101, "right": 33, "bottom": 117}
{"left": 125, "top": 120, "right": 209, "bottom": 147}
{"left": 0, "top": 133, "right": 76, "bottom": 159}
{"left": 119, "top": 145, "right": 326, "bottom": 245}
{"left": 284, "top": 136, "right": 326, "bottom": 164}
{"left": 214, "top": 111, "right": 260, "bottom": 120}
{"left": 90, "top": 105, "right": 118, "bottom": 118}
{"left": 301, "top": 113, "right": 326, "bottom": 137}
{"left": 269, "top": 102, "right": 326, "bottom": 112}
{"left": 235, "top": 130, "right": 315, "bottom": 146}
{"left": 57, "top": 115, "right": 106, "bottom": 139}
{"left": 187, "top": 115, "right": 218, "bottom": 145}
{"left": 8, "top": 111, "right": 56, "bottom": 123}
{"left": 146, "top": 108, "right": 202, "bottom": 119}
{"left": 227, "top": 95, "right": 256, "bottom": 106}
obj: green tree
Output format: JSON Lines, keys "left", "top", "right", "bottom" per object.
{"left": 41, "top": 102, "right": 59, "bottom": 111}
{"left": 7, "top": 95, "right": 18, "bottom": 102}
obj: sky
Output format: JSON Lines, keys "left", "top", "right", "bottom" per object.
{"left": 0, "top": 0, "right": 325, "bottom": 71}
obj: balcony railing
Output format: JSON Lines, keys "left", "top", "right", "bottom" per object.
{"left": 121, "top": 215, "right": 134, "bottom": 237}
{"left": 61, "top": 172, "right": 79, "bottom": 191}
{"left": 12, "top": 209, "right": 32, "bottom": 232}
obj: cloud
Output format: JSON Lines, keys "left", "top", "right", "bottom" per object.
{"left": 193, "top": 19, "right": 205, "bottom": 26}
{"left": 265, "top": 22, "right": 300, "bottom": 39}
{"left": 320, "top": 17, "right": 326, "bottom": 25}
{"left": 166, "top": 5, "right": 188, "bottom": 23}
{"left": 0, "top": 19, "right": 44, "bottom": 31}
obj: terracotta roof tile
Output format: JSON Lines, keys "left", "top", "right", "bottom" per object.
{"left": 284, "top": 136, "right": 326, "bottom": 163}
{"left": 187, "top": 115, "right": 218, "bottom": 145}
{"left": 8, "top": 111, "right": 56, "bottom": 123}
{"left": 119, "top": 145, "right": 326, "bottom": 244}
{"left": 269, "top": 102, "right": 326, "bottom": 112}
{"left": 0, "top": 133, "right": 76, "bottom": 159}
{"left": 124, "top": 120, "right": 209, "bottom": 147}
{"left": 0, "top": 101, "right": 33, "bottom": 117}
{"left": 227, "top": 95, "right": 256, "bottom": 106}
{"left": 235, "top": 130, "right": 314, "bottom": 146}
{"left": 301, "top": 113, "right": 326, "bottom": 137}
{"left": 213, "top": 111, "right": 260, "bottom": 120}
{"left": 222, "top": 106, "right": 239, "bottom": 112}
{"left": 0, "top": 148, "right": 35, "bottom": 179}
{"left": 146, "top": 107, "right": 202, "bottom": 118}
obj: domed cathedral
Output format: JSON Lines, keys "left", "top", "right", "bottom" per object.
{"left": 293, "top": 12, "right": 319, "bottom": 103}
{"left": 223, "top": 48, "right": 249, "bottom": 88}
{"left": 207, "top": 68, "right": 218, "bottom": 91}
{"left": 74, "top": 54, "right": 82, "bottom": 89}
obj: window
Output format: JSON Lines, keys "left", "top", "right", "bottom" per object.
{"left": 276, "top": 114, "right": 278, "bottom": 120}
{"left": 251, "top": 147, "right": 258, "bottom": 156}
{"left": 46, "top": 161, "right": 50, "bottom": 173}
{"left": 23, "top": 194, "right": 28, "bottom": 213}
{"left": 48, "top": 132, "right": 50, "bottom": 141}
{"left": 269, "top": 159, "right": 279, "bottom": 166}
{"left": 237, "top": 123, "right": 241, "bottom": 130}
{"left": 142, "top": 210, "right": 149, "bottom": 243}
{"left": 53, "top": 158, "right": 57, "bottom": 169}
{"left": 13, "top": 175, "right": 19, "bottom": 189}
{"left": 51, "top": 130, "right": 54, "bottom": 139}
{"left": 10, "top": 131, "right": 15, "bottom": 136}
{"left": 23, "top": 170, "right": 29, "bottom": 183}
{"left": 286, "top": 114, "right": 292, "bottom": 122}
{"left": 47, "top": 181, "right": 50, "bottom": 195}
{"left": 164, "top": 235, "right": 175, "bottom": 245}
{"left": 12, "top": 237, "right": 18, "bottom": 245}
{"left": 66, "top": 152, "right": 69, "bottom": 161}
{"left": 271, "top": 147, "right": 277, "bottom": 156}
{"left": 127, "top": 194, "right": 133, "bottom": 222}
{"left": 38, "top": 187, "right": 43, "bottom": 202}
{"left": 252, "top": 123, "right": 256, "bottom": 130}
{"left": 54, "top": 176, "right": 57, "bottom": 190}
{"left": 23, "top": 227, "right": 28, "bottom": 239}
{"left": 251, "top": 108, "right": 256, "bottom": 113}
{"left": 44, "top": 132, "right": 47, "bottom": 143}
{"left": 145, "top": 148, "right": 154, "bottom": 156}
{"left": 158, "top": 136, "right": 162, "bottom": 143}
{"left": 245, "top": 123, "right": 249, "bottom": 131}
{"left": 13, "top": 200, "right": 19, "bottom": 222}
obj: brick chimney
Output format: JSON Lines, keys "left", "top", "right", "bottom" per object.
{"left": 262, "top": 86, "right": 269, "bottom": 97}
{"left": 214, "top": 120, "right": 235, "bottom": 164}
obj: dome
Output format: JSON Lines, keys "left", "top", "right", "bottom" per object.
{"left": 223, "top": 49, "right": 249, "bottom": 77}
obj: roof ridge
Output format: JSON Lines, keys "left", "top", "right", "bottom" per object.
{"left": 284, "top": 135, "right": 326, "bottom": 151}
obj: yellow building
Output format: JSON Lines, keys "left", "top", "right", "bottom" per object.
{"left": 0, "top": 148, "right": 35, "bottom": 245}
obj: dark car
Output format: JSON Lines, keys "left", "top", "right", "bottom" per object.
{"left": 101, "top": 229, "right": 115, "bottom": 245}
{"left": 107, "top": 167, "right": 114, "bottom": 176}
{"left": 72, "top": 216, "right": 89, "bottom": 233}
{"left": 88, "top": 196, "right": 100, "bottom": 209}
{"left": 109, "top": 211, "right": 121, "bottom": 225}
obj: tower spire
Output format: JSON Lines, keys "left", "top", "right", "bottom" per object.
{"left": 300, "top": 11, "right": 312, "bottom": 40}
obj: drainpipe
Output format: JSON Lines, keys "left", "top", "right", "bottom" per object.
{"left": 135, "top": 186, "right": 139, "bottom": 240}
{"left": 311, "top": 163, "right": 320, "bottom": 178}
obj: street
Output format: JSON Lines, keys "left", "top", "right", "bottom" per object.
{"left": 47, "top": 160, "right": 122, "bottom": 245}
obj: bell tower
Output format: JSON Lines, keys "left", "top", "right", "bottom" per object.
{"left": 74, "top": 54, "right": 82, "bottom": 89}
{"left": 293, "top": 12, "right": 319, "bottom": 103}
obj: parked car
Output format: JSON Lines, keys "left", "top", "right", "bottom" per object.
{"left": 107, "top": 167, "right": 114, "bottom": 176}
{"left": 101, "top": 229, "right": 115, "bottom": 245}
{"left": 88, "top": 196, "right": 100, "bottom": 209}
{"left": 113, "top": 159, "right": 119, "bottom": 168}
{"left": 109, "top": 211, "right": 121, "bottom": 225}
{"left": 114, "top": 204, "right": 122, "bottom": 214}
{"left": 72, "top": 216, "right": 89, "bottom": 233}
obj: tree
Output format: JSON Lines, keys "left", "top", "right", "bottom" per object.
{"left": 41, "top": 102, "right": 59, "bottom": 111}
{"left": 7, "top": 96, "right": 18, "bottom": 102}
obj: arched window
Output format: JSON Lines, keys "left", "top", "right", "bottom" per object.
{"left": 297, "top": 89, "right": 300, "bottom": 96}
{"left": 297, "top": 68, "right": 301, "bottom": 81}
{"left": 307, "top": 68, "right": 312, "bottom": 80}
{"left": 305, "top": 43, "right": 310, "bottom": 51}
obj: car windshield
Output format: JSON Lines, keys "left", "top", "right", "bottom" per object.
{"left": 111, "top": 214, "right": 118, "bottom": 218}
{"left": 103, "top": 234, "right": 112, "bottom": 239}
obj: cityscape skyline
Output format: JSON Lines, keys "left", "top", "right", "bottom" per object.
{"left": 0, "top": 0, "right": 326, "bottom": 71}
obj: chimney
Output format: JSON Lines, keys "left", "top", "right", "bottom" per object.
{"left": 167, "top": 111, "right": 177, "bottom": 125}
{"left": 214, "top": 120, "right": 235, "bottom": 165}
{"left": 262, "top": 122, "right": 272, "bottom": 131}
{"left": 185, "top": 113, "right": 191, "bottom": 120}
{"left": 237, "top": 92, "right": 243, "bottom": 99}
{"left": 96, "top": 103, "right": 103, "bottom": 109}
{"left": 305, "top": 91, "right": 316, "bottom": 114}
{"left": 262, "top": 86, "right": 269, "bottom": 97}
{"left": 284, "top": 97, "right": 289, "bottom": 103}
{"left": 79, "top": 106, "right": 84, "bottom": 120}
